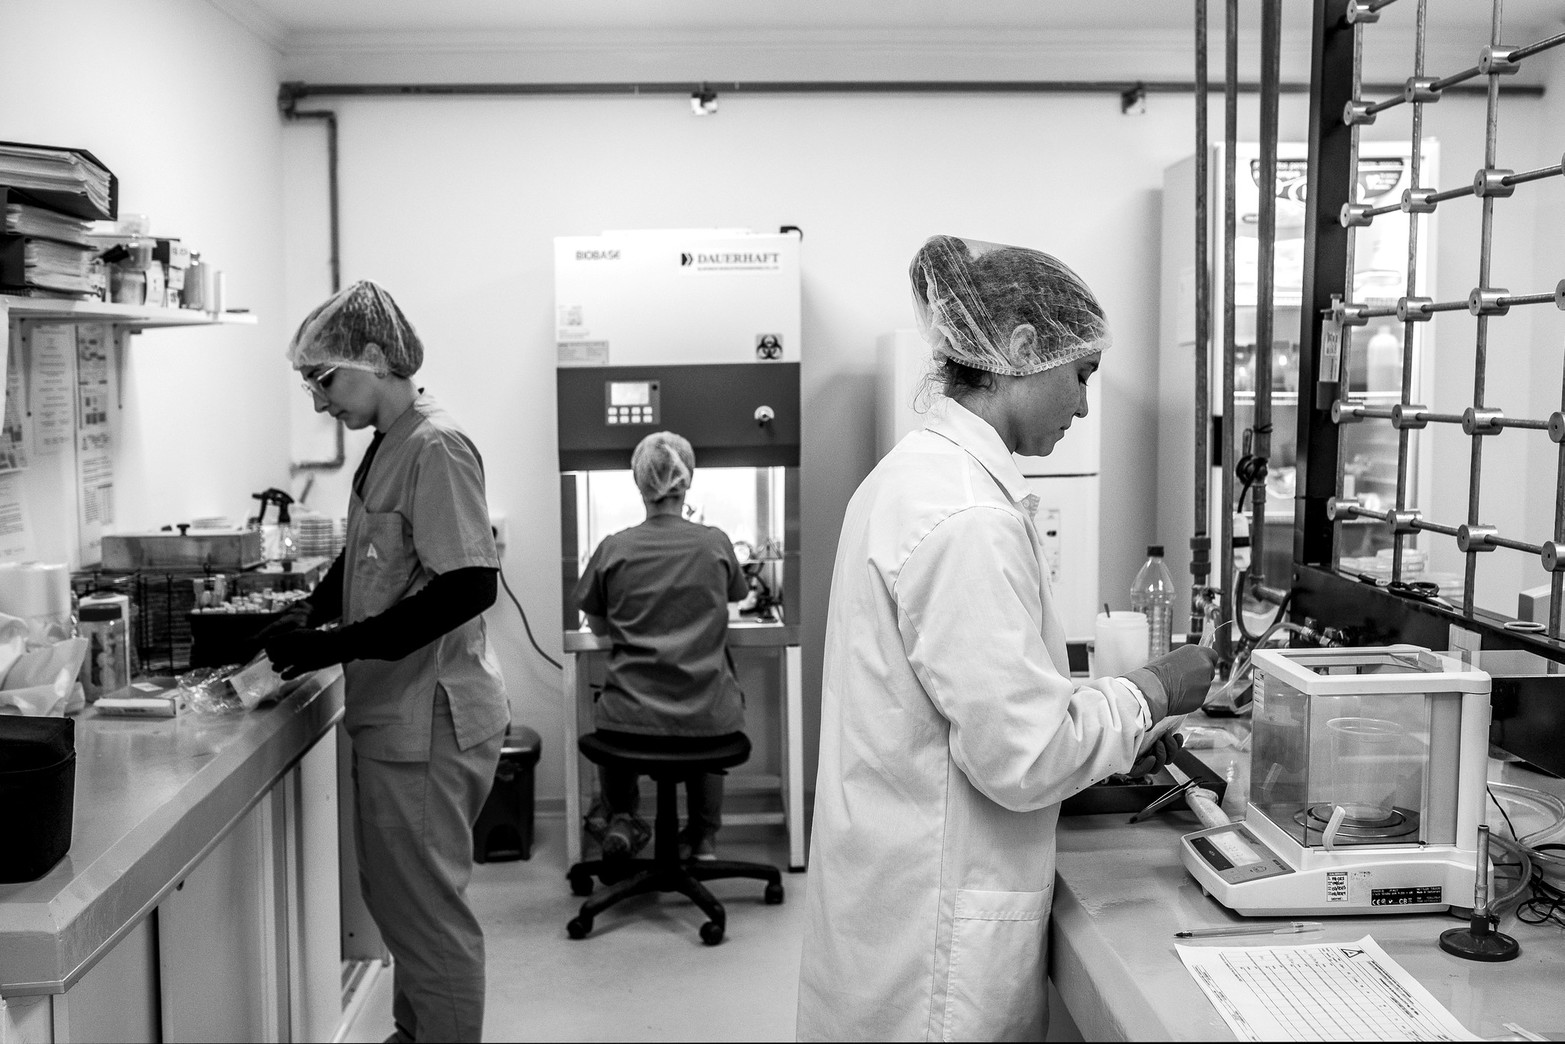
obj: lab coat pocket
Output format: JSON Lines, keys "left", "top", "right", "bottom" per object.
{"left": 352, "top": 511, "right": 416, "bottom": 616}
{"left": 940, "top": 885, "right": 1052, "bottom": 1042}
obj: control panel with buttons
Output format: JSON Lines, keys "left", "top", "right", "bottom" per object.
{"left": 605, "top": 379, "right": 660, "bottom": 426}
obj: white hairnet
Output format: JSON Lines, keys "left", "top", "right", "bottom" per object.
{"left": 632, "top": 431, "right": 695, "bottom": 501}
{"left": 286, "top": 280, "right": 424, "bottom": 377}
{"left": 909, "top": 235, "right": 1110, "bottom": 377}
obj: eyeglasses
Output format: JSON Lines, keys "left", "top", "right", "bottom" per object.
{"left": 300, "top": 364, "right": 341, "bottom": 400}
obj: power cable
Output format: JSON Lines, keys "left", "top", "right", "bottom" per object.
{"left": 498, "top": 565, "right": 562, "bottom": 671}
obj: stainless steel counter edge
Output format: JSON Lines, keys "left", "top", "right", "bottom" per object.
{"left": 0, "top": 668, "right": 345, "bottom": 996}
{"left": 563, "top": 621, "right": 800, "bottom": 652}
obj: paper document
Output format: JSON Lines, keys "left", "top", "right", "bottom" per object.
{"left": 1178, "top": 934, "right": 1480, "bottom": 1042}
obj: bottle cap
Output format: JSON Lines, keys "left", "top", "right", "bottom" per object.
{"left": 1147, "top": 545, "right": 1164, "bottom": 557}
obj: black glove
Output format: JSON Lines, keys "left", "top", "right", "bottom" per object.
{"left": 264, "top": 627, "right": 352, "bottom": 680}
{"left": 1123, "top": 644, "right": 1220, "bottom": 720}
{"left": 253, "top": 602, "right": 313, "bottom": 644}
{"left": 1128, "top": 731, "right": 1184, "bottom": 779}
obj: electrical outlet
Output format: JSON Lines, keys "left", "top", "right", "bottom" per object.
{"left": 490, "top": 513, "right": 507, "bottom": 555}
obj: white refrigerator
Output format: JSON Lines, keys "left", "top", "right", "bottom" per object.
{"left": 875, "top": 329, "right": 1102, "bottom": 638}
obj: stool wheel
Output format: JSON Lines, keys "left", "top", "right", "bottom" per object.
{"left": 764, "top": 882, "right": 785, "bottom": 905}
{"left": 699, "top": 920, "right": 725, "bottom": 946}
{"left": 569, "top": 869, "right": 595, "bottom": 897}
{"left": 567, "top": 915, "right": 593, "bottom": 940}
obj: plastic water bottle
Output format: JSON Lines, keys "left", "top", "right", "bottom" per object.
{"left": 1131, "top": 545, "right": 1176, "bottom": 660}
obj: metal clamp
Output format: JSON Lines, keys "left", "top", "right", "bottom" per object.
{"left": 1457, "top": 524, "right": 1499, "bottom": 553}
{"left": 1554, "top": 279, "right": 1565, "bottom": 310}
{"left": 1462, "top": 407, "right": 1503, "bottom": 436}
{"left": 1468, "top": 287, "right": 1511, "bottom": 316}
{"left": 1478, "top": 46, "right": 1520, "bottom": 76}
{"left": 1332, "top": 300, "right": 1371, "bottom": 326}
{"left": 1328, "top": 496, "right": 1361, "bottom": 521}
{"left": 1397, "top": 295, "right": 1434, "bottom": 320}
{"left": 1392, "top": 403, "right": 1430, "bottom": 430}
{"left": 1345, "top": 0, "right": 1381, "bottom": 23}
{"left": 1340, "top": 202, "right": 1374, "bottom": 227}
{"left": 1401, "top": 188, "right": 1437, "bottom": 214}
{"left": 1331, "top": 400, "right": 1365, "bottom": 424}
{"left": 1543, "top": 541, "right": 1565, "bottom": 573}
{"left": 1386, "top": 509, "right": 1422, "bottom": 534}
{"left": 1549, "top": 412, "right": 1565, "bottom": 444}
{"left": 1403, "top": 77, "right": 1441, "bottom": 103}
{"left": 1342, "top": 100, "right": 1377, "bottom": 127}
{"left": 1473, "top": 168, "right": 1516, "bottom": 198}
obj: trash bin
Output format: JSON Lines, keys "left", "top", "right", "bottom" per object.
{"left": 0, "top": 716, "right": 76, "bottom": 882}
{"left": 474, "top": 724, "right": 541, "bottom": 862}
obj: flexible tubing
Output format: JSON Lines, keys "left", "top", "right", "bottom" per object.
{"left": 1186, "top": 787, "right": 1231, "bottom": 829}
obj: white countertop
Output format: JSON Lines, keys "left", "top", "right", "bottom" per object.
{"left": 1050, "top": 713, "right": 1565, "bottom": 1040}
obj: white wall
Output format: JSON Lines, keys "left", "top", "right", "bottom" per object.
{"left": 274, "top": 28, "right": 1565, "bottom": 808}
{"left": 0, "top": 0, "right": 289, "bottom": 547}
{"left": 277, "top": 90, "right": 1202, "bottom": 802}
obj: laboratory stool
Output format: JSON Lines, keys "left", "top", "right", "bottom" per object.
{"left": 473, "top": 725, "right": 542, "bottom": 863}
{"left": 565, "top": 731, "right": 784, "bottom": 945}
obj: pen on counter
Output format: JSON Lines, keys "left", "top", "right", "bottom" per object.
{"left": 1174, "top": 921, "right": 1324, "bottom": 939}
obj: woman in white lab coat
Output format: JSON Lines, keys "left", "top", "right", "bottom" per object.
{"left": 796, "top": 236, "right": 1217, "bottom": 1042}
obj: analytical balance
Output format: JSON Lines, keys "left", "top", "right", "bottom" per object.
{"left": 1181, "top": 645, "right": 1492, "bottom": 916}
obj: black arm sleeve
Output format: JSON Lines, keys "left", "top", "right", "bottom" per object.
{"left": 334, "top": 566, "right": 498, "bottom": 662}
{"left": 302, "top": 552, "right": 346, "bottom": 626}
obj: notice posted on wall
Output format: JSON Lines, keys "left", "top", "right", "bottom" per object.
{"left": 0, "top": 473, "right": 32, "bottom": 560}
{"left": 1, "top": 335, "right": 27, "bottom": 473}
{"left": 29, "top": 324, "right": 76, "bottom": 457}
{"left": 75, "top": 324, "right": 115, "bottom": 565}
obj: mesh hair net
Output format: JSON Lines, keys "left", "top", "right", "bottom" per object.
{"left": 909, "top": 235, "right": 1110, "bottom": 377}
{"left": 632, "top": 431, "right": 695, "bottom": 501}
{"left": 286, "top": 280, "right": 425, "bottom": 377}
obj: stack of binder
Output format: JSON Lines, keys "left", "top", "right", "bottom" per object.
{"left": 0, "top": 141, "right": 117, "bottom": 299}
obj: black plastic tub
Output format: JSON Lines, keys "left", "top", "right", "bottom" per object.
{"left": 0, "top": 716, "right": 76, "bottom": 883}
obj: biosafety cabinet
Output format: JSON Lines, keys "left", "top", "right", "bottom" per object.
{"left": 554, "top": 228, "right": 807, "bottom": 869}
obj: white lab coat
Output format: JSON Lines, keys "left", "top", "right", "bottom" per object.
{"left": 797, "top": 401, "right": 1149, "bottom": 1042}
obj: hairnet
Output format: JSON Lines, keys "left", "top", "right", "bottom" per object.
{"left": 632, "top": 431, "right": 695, "bottom": 501}
{"left": 909, "top": 235, "right": 1110, "bottom": 377}
{"left": 286, "top": 280, "right": 425, "bottom": 377}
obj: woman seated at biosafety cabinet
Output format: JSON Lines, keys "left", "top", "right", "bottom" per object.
{"left": 573, "top": 431, "right": 749, "bottom": 862}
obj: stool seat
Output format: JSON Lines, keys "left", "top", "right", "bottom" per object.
{"left": 577, "top": 732, "right": 750, "bottom": 777}
{"left": 566, "top": 729, "right": 782, "bottom": 945}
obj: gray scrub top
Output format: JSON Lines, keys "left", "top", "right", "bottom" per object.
{"left": 574, "top": 516, "right": 748, "bottom": 737}
{"left": 342, "top": 392, "right": 509, "bottom": 761}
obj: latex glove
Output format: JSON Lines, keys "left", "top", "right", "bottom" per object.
{"left": 264, "top": 628, "right": 349, "bottom": 680}
{"left": 253, "top": 602, "right": 313, "bottom": 644}
{"left": 1128, "top": 731, "right": 1183, "bottom": 779}
{"left": 1123, "top": 644, "right": 1220, "bottom": 720}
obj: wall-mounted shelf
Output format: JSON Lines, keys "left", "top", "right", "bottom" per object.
{"left": 1, "top": 295, "right": 256, "bottom": 329}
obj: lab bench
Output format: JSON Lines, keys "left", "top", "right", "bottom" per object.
{"left": 561, "top": 620, "right": 807, "bottom": 870}
{"left": 1048, "top": 716, "right": 1565, "bottom": 1041}
{"left": 0, "top": 669, "right": 351, "bottom": 1044}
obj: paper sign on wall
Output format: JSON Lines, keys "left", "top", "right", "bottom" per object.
{"left": 29, "top": 324, "right": 76, "bottom": 456}
{"left": 75, "top": 323, "right": 115, "bottom": 566}
{"left": 1, "top": 335, "right": 26, "bottom": 473}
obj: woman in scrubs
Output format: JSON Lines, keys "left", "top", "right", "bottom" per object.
{"left": 574, "top": 431, "right": 749, "bottom": 862}
{"left": 263, "top": 280, "right": 509, "bottom": 1044}
{"left": 797, "top": 236, "right": 1217, "bottom": 1041}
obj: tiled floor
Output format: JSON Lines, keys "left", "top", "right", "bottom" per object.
{"left": 342, "top": 818, "right": 806, "bottom": 1042}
